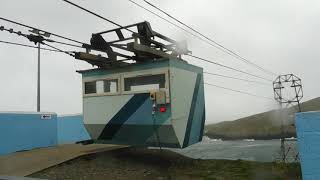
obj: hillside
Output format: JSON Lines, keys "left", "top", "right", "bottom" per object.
{"left": 205, "top": 97, "right": 320, "bottom": 140}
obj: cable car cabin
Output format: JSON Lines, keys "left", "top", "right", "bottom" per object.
{"left": 78, "top": 58, "right": 205, "bottom": 148}
{"left": 75, "top": 22, "right": 205, "bottom": 148}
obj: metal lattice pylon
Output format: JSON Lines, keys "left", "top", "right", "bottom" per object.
{"left": 273, "top": 74, "right": 303, "bottom": 162}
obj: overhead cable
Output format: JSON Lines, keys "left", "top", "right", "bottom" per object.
{"left": 139, "top": 0, "right": 277, "bottom": 76}
{"left": 204, "top": 82, "right": 273, "bottom": 100}
{"left": 61, "top": 0, "right": 135, "bottom": 33}
{"left": 127, "top": 0, "right": 210, "bottom": 43}
{"left": 0, "top": 25, "right": 79, "bottom": 54}
{"left": 42, "top": 42, "right": 75, "bottom": 57}
{"left": 58, "top": 0, "right": 273, "bottom": 82}
{"left": 204, "top": 72, "right": 270, "bottom": 86}
{"left": 0, "top": 17, "right": 86, "bottom": 45}
{"left": 0, "top": 40, "right": 61, "bottom": 52}
{"left": 189, "top": 54, "right": 272, "bottom": 82}
{"left": 45, "top": 39, "right": 83, "bottom": 48}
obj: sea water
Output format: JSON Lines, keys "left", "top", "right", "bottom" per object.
{"left": 170, "top": 139, "right": 298, "bottom": 162}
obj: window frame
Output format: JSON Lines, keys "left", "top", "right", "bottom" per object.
{"left": 84, "top": 80, "right": 97, "bottom": 95}
{"left": 103, "top": 79, "right": 119, "bottom": 94}
{"left": 83, "top": 76, "right": 121, "bottom": 97}
{"left": 121, "top": 70, "right": 169, "bottom": 95}
{"left": 82, "top": 69, "right": 170, "bottom": 103}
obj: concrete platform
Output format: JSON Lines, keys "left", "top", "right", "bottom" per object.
{"left": 0, "top": 175, "right": 46, "bottom": 180}
{"left": 0, "top": 144, "right": 126, "bottom": 177}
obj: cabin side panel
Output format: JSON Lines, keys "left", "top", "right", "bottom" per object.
{"left": 169, "top": 66, "right": 197, "bottom": 147}
{"left": 169, "top": 59, "right": 205, "bottom": 148}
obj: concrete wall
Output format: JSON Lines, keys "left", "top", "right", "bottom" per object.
{"left": 0, "top": 112, "right": 58, "bottom": 155}
{"left": 0, "top": 112, "right": 90, "bottom": 155}
{"left": 296, "top": 111, "right": 320, "bottom": 180}
{"left": 57, "top": 115, "right": 90, "bottom": 144}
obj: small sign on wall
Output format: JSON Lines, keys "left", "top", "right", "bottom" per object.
{"left": 41, "top": 114, "right": 52, "bottom": 120}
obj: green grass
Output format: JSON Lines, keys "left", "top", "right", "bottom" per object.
{"left": 170, "top": 159, "right": 302, "bottom": 180}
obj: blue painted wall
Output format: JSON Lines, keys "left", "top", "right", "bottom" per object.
{"left": 296, "top": 111, "right": 320, "bottom": 180}
{"left": 57, "top": 115, "right": 90, "bottom": 144}
{"left": 0, "top": 112, "right": 58, "bottom": 155}
{"left": 0, "top": 112, "right": 90, "bottom": 155}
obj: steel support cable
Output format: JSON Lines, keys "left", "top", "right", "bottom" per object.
{"left": 54, "top": 1, "right": 274, "bottom": 83}
{"left": 127, "top": 0, "right": 243, "bottom": 57}
{"left": 128, "top": 0, "right": 211, "bottom": 43}
{"left": 189, "top": 54, "right": 272, "bottom": 82}
{"left": 128, "top": 0, "right": 276, "bottom": 80}
{"left": 0, "top": 17, "right": 86, "bottom": 45}
{"left": 0, "top": 40, "right": 61, "bottom": 52}
{"left": 141, "top": 0, "right": 277, "bottom": 76}
{"left": 42, "top": 42, "right": 75, "bottom": 57}
{"left": 61, "top": 0, "right": 209, "bottom": 62}
{"left": 0, "top": 26, "right": 27, "bottom": 38}
{"left": 43, "top": 39, "right": 83, "bottom": 48}
{"left": 127, "top": 0, "right": 274, "bottom": 81}
{"left": 62, "top": 0, "right": 221, "bottom": 58}
{"left": 62, "top": 0, "right": 228, "bottom": 57}
{"left": 127, "top": 0, "right": 246, "bottom": 65}
{"left": 204, "top": 82, "right": 273, "bottom": 100}
{"left": 61, "top": 0, "right": 135, "bottom": 34}
{"left": 60, "top": 0, "right": 273, "bottom": 82}
{"left": 0, "top": 25, "right": 82, "bottom": 51}
{"left": 203, "top": 72, "right": 270, "bottom": 86}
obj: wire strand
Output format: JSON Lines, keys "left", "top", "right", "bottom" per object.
{"left": 188, "top": 54, "right": 272, "bottom": 82}
{"left": 204, "top": 82, "right": 273, "bottom": 100}
{"left": 42, "top": 42, "right": 75, "bottom": 57}
{"left": 140, "top": 0, "right": 277, "bottom": 76}
{"left": 61, "top": 0, "right": 135, "bottom": 34}
{"left": 0, "top": 40, "right": 62, "bottom": 52}
{"left": 204, "top": 72, "right": 270, "bottom": 86}
{"left": 0, "top": 25, "right": 83, "bottom": 50}
{"left": 49, "top": 39, "right": 83, "bottom": 48}
{"left": 128, "top": 0, "right": 211, "bottom": 43}
{"left": 0, "top": 17, "right": 86, "bottom": 45}
{"left": 59, "top": 0, "right": 275, "bottom": 82}
{"left": 127, "top": 0, "right": 276, "bottom": 82}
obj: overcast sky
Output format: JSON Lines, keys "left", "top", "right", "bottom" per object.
{"left": 0, "top": 0, "right": 319, "bottom": 124}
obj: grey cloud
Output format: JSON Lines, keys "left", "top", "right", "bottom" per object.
{"left": 0, "top": 0, "right": 319, "bottom": 123}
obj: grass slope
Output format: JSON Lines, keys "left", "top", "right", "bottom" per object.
{"left": 205, "top": 97, "right": 320, "bottom": 140}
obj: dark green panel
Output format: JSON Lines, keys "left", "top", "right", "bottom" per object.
{"left": 93, "top": 124, "right": 180, "bottom": 148}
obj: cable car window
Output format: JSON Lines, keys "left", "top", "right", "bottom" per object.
{"left": 124, "top": 74, "right": 165, "bottom": 92}
{"left": 96, "top": 80, "right": 104, "bottom": 94}
{"left": 84, "top": 81, "right": 96, "bottom": 94}
{"left": 104, "top": 79, "right": 118, "bottom": 93}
